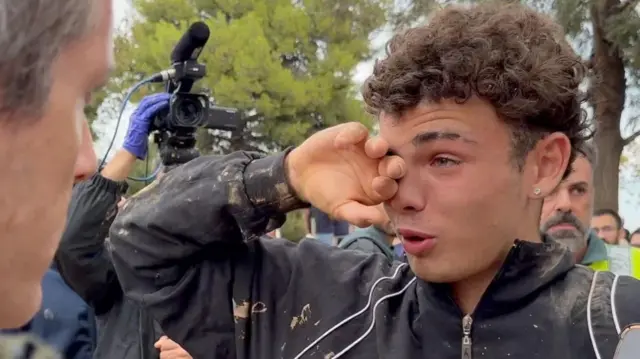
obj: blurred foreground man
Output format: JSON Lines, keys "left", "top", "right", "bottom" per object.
{"left": 541, "top": 143, "right": 640, "bottom": 277}
{"left": 110, "top": 3, "right": 640, "bottom": 359}
{"left": 0, "top": 0, "right": 112, "bottom": 356}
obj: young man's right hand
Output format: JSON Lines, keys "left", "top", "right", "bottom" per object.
{"left": 286, "top": 122, "right": 406, "bottom": 227}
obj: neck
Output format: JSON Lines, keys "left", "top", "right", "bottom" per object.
{"left": 451, "top": 228, "right": 542, "bottom": 314}
{"left": 451, "top": 246, "right": 509, "bottom": 314}
{"left": 452, "top": 267, "right": 499, "bottom": 314}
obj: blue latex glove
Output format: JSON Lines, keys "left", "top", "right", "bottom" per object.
{"left": 123, "top": 93, "right": 171, "bottom": 159}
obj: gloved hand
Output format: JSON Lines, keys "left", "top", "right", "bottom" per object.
{"left": 123, "top": 93, "right": 171, "bottom": 159}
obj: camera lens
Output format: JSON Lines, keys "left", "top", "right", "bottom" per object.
{"left": 175, "top": 98, "right": 203, "bottom": 127}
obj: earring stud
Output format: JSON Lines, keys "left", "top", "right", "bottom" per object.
{"left": 533, "top": 188, "right": 542, "bottom": 196}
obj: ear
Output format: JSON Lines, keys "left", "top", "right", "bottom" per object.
{"left": 528, "top": 132, "right": 571, "bottom": 199}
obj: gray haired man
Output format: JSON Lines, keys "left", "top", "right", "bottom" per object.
{"left": 0, "top": 0, "right": 113, "bottom": 357}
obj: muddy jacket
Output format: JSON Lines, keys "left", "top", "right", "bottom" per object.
{"left": 55, "top": 174, "right": 162, "bottom": 359}
{"left": 109, "top": 151, "right": 640, "bottom": 359}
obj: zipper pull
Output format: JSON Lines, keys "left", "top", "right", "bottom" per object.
{"left": 461, "top": 314, "right": 473, "bottom": 359}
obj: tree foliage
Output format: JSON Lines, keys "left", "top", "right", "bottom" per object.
{"left": 392, "top": 0, "right": 640, "bottom": 211}
{"left": 103, "top": 0, "right": 390, "bottom": 154}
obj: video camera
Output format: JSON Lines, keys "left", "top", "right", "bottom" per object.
{"left": 151, "top": 22, "right": 240, "bottom": 167}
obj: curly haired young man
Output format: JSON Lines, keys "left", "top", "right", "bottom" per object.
{"left": 109, "top": 3, "right": 640, "bottom": 359}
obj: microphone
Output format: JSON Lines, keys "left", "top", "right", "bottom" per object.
{"left": 170, "top": 21, "right": 210, "bottom": 64}
{"left": 148, "top": 22, "right": 210, "bottom": 87}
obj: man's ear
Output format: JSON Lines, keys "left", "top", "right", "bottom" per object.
{"left": 528, "top": 132, "right": 571, "bottom": 199}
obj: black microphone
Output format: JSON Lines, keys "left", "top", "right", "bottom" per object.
{"left": 171, "top": 21, "right": 210, "bottom": 64}
{"left": 148, "top": 22, "right": 210, "bottom": 88}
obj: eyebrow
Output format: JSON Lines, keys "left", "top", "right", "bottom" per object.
{"left": 410, "top": 131, "right": 476, "bottom": 147}
{"left": 387, "top": 130, "right": 476, "bottom": 156}
{"left": 568, "top": 181, "right": 588, "bottom": 187}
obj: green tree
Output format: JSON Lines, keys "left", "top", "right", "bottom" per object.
{"left": 105, "top": 0, "right": 390, "bottom": 154}
{"left": 392, "top": 0, "right": 640, "bottom": 212}
{"left": 85, "top": 91, "right": 110, "bottom": 140}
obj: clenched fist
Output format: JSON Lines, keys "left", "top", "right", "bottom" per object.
{"left": 286, "top": 122, "right": 405, "bottom": 227}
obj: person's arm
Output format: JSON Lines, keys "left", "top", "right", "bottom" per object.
{"left": 54, "top": 149, "right": 136, "bottom": 315}
{"left": 108, "top": 151, "right": 310, "bottom": 356}
{"left": 109, "top": 123, "right": 408, "bottom": 358}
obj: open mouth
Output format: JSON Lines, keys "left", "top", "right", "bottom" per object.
{"left": 398, "top": 229, "right": 437, "bottom": 255}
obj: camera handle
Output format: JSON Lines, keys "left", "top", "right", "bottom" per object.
{"left": 153, "top": 131, "right": 201, "bottom": 171}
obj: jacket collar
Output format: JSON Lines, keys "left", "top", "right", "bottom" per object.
{"left": 581, "top": 231, "right": 608, "bottom": 265}
{"left": 417, "top": 235, "right": 574, "bottom": 319}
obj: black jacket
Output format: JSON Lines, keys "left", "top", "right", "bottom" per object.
{"left": 109, "top": 151, "right": 640, "bottom": 359}
{"left": 55, "top": 175, "right": 162, "bottom": 359}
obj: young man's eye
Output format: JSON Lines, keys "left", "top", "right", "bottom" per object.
{"left": 431, "top": 156, "right": 461, "bottom": 168}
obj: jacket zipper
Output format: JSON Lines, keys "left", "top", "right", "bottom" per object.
{"left": 461, "top": 314, "right": 473, "bottom": 359}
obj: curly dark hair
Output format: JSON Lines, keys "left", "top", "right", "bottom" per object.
{"left": 362, "top": 2, "right": 591, "bottom": 175}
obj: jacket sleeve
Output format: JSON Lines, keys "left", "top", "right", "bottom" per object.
{"left": 54, "top": 174, "right": 124, "bottom": 315}
{"left": 108, "top": 150, "right": 308, "bottom": 357}
{"left": 612, "top": 275, "right": 640, "bottom": 329}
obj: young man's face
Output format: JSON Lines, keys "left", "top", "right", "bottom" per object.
{"left": 591, "top": 214, "right": 622, "bottom": 245}
{"left": 0, "top": 0, "right": 112, "bottom": 327}
{"left": 540, "top": 156, "right": 593, "bottom": 256}
{"left": 380, "top": 96, "right": 569, "bottom": 283}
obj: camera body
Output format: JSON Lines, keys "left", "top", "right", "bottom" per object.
{"left": 151, "top": 59, "right": 240, "bottom": 167}
{"left": 152, "top": 92, "right": 209, "bottom": 132}
{"left": 152, "top": 92, "right": 241, "bottom": 133}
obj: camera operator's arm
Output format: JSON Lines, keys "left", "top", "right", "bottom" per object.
{"left": 55, "top": 94, "right": 170, "bottom": 315}
{"left": 54, "top": 158, "right": 127, "bottom": 315}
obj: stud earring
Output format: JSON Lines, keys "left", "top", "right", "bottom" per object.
{"left": 533, "top": 188, "right": 542, "bottom": 196}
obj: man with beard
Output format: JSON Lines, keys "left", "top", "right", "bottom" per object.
{"left": 109, "top": 3, "right": 640, "bottom": 359}
{"left": 541, "top": 142, "right": 640, "bottom": 277}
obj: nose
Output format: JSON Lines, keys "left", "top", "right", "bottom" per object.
{"left": 74, "top": 121, "right": 97, "bottom": 183}
{"left": 387, "top": 173, "right": 425, "bottom": 213}
{"left": 554, "top": 188, "right": 572, "bottom": 213}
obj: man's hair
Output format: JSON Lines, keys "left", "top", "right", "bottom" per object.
{"left": 0, "top": 1, "right": 97, "bottom": 118}
{"left": 594, "top": 208, "right": 623, "bottom": 230}
{"left": 362, "top": 2, "right": 590, "bottom": 176}
{"left": 576, "top": 141, "right": 597, "bottom": 167}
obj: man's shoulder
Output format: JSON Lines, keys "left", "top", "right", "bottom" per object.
{"left": 609, "top": 273, "right": 640, "bottom": 326}
{"left": 0, "top": 335, "right": 60, "bottom": 359}
{"left": 564, "top": 268, "right": 640, "bottom": 328}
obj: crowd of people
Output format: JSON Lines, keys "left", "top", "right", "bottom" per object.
{"left": 2, "top": 1, "right": 640, "bottom": 358}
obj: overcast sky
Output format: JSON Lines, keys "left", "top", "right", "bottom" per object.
{"left": 105, "top": 0, "right": 640, "bottom": 230}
